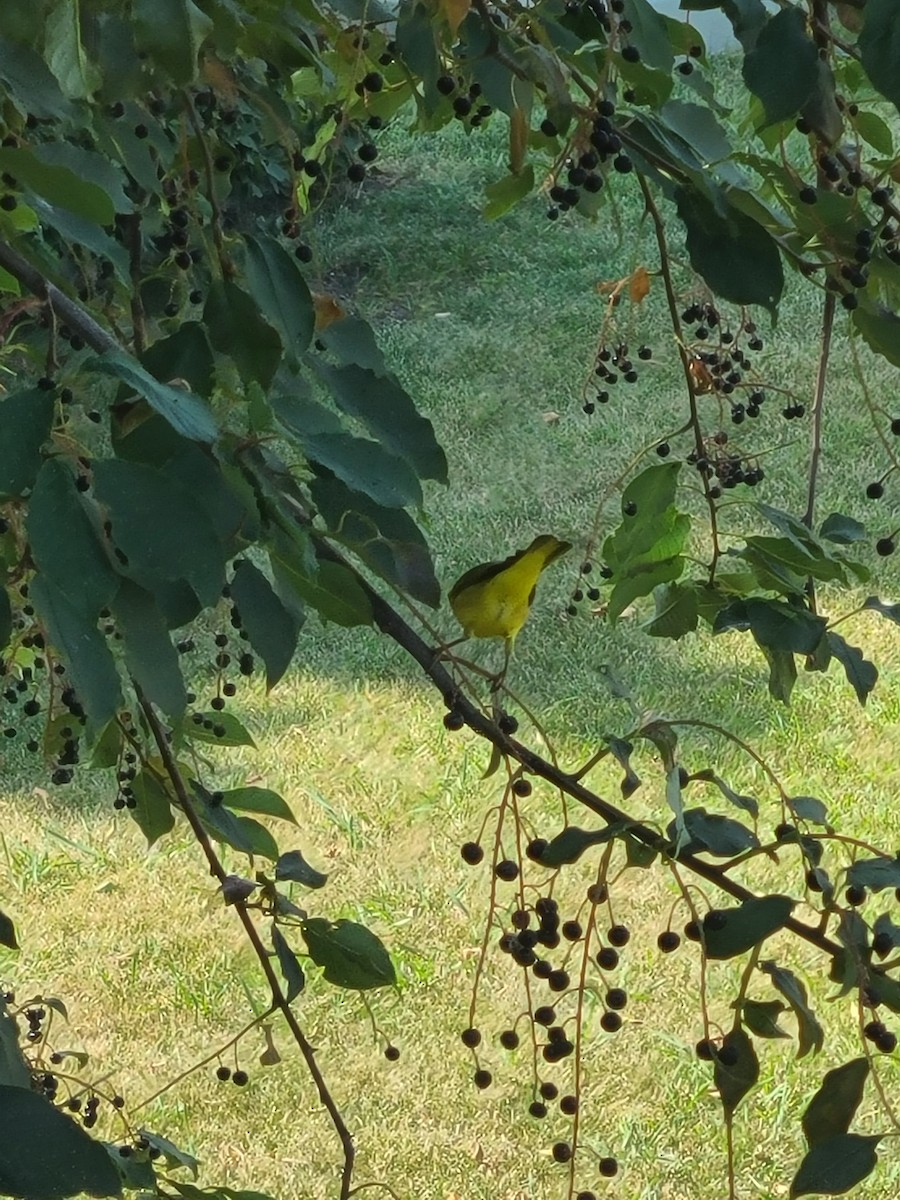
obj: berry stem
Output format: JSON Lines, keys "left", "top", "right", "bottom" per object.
{"left": 801, "top": 290, "right": 836, "bottom": 532}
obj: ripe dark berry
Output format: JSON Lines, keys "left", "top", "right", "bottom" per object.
{"left": 873, "top": 931, "right": 893, "bottom": 958}
{"left": 799, "top": 186, "right": 817, "bottom": 204}
{"left": 876, "top": 1030, "right": 897, "bottom": 1053}
{"left": 460, "top": 841, "right": 484, "bottom": 865}
{"left": 621, "top": 45, "right": 640, "bottom": 63}
{"left": 134, "top": 123, "right": 148, "bottom": 138}
{"left": 529, "top": 1100, "right": 547, "bottom": 1118}
{"left": 658, "top": 930, "right": 680, "bottom": 952}
{"left": 562, "top": 920, "right": 583, "bottom": 941}
{"left": 358, "top": 142, "right": 378, "bottom": 163}
{"left": 461, "top": 1027, "right": 482, "bottom": 1048}
{"left": 845, "top": 885, "right": 866, "bottom": 907}
{"left": 600, "top": 1010, "right": 622, "bottom": 1033}
{"left": 599, "top": 1157, "right": 619, "bottom": 1177}
{"left": 436, "top": 74, "right": 456, "bottom": 95}
{"left": 806, "top": 869, "right": 824, "bottom": 892}
{"left": 362, "top": 72, "right": 383, "bottom": 92}
{"left": 232, "top": 1070, "right": 249, "bottom": 1086}
{"left": 891, "top": 418, "right": 900, "bottom": 436}
{"left": 841, "top": 292, "right": 859, "bottom": 311}
{"left": 596, "top": 946, "right": 619, "bottom": 969}
{"left": 444, "top": 710, "right": 464, "bottom": 731}
{"left": 540, "top": 117, "right": 558, "bottom": 137}
{"left": 696, "top": 1038, "right": 716, "bottom": 1060}
{"left": 473, "top": 1068, "right": 492, "bottom": 1089}
{"left": 548, "top": 969, "right": 570, "bottom": 992}
{"left": 607, "top": 924, "right": 630, "bottom": 947}
{"left": 552, "top": 1141, "right": 572, "bottom": 1163}
{"left": 495, "top": 859, "right": 519, "bottom": 882}
{"left": 512, "top": 777, "right": 532, "bottom": 797}
{"left": 877, "top": 537, "right": 896, "bottom": 557}
{"left": 499, "top": 1029, "right": 520, "bottom": 1049}
{"left": 656, "top": 442, "right": 670, "bottom": 457}
{"left": 560, "top": 1093, "right": 578, "bottom": 1114}
{"left": 534, "top": 1006, "right": 556, "bottom": 1026}
{"left": 347, "top": 163, "right": 366, "bottom": 183}
{"left": 453, "top": 96, "right": 472, "bottom": 117}
{"left": 384, "top": 1043, "right": 400, "bottom": 1061}
{"left": 526, "top": 838, "right": 548, "bottom": 861}
{"left": 613, "top": 154, "right": 633, "bottom": 173}
{"left": 216, "top": 1066, "right": 231, "bottom": 1081}
{"left": 605, "top": 987, "right": 627, "bottom": 1010}
{"left": 684, "top": 920, "right": 701, "bottom": 941}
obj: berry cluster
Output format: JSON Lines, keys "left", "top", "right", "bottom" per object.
{"left": 436, "top": 74, "right": 494, "bottom": 129}
{"left": 545, "top": 98, "right": 633, "bottom": 222}
{"left": 582, "top": 341, "right": 652, "bottom": 413}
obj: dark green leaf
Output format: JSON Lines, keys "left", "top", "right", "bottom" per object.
{"left": 802, "top": 1059, "right": 869, "bottom": 1150}
{"left": 90, "top": 719, "right": 124, "bottom": 769}
{"left": 0, "top": 35, "right": 75, "bottom": 119}
{"left": 272, "top": 392, "right": 423, "bottom": 510}
{"left": 275, "top": 850, "right": 328, "bottom": 889}
{"left": 873, "top": 912, "right": 900, "bottom": 954}
{"left": 26, "top": 459, "right": 119, "bottom": 618}
{"left": 483, "top": 164, "right": 535, "bottom": 219}
{"left": 220, "top": 787, "right": 297, "bottom": 825}
{"left": 539, "top": 824, "right": 625, "bottom": 867}
{"left": 742, "top": 7, "right": 817, "bottom": 125}
{"left": 854, "top": 111, "right": 893, "bottom": 156}
{"left": 715, "top": 598, "right": 826, "bottom": 653}
{"left": 740, "top": 998, "right": 789, "bottom": 1039}
{"left": 859, "top": 0, "right": 900, "bottom": 114}
{"left": 230, "top": 559, "right": 300, "bottom": 690}
{"left": 867, "top": 971, "right": 900, "bottom": 1012}
{"left": 271, "top": 545, "right": 373, "bottom": 629}
{"left": 789, "top": 796, "right": 829, "bottom": 826}
{"left": 675, "top": 185, "right": 783, "bottom": 312}
{"left": 319, "top": 316, "right": 387, "bottom": 375}
{"left": 0, "top": 147, "right": 113, "bottom": 224}
{"left": 0, "top": 909, "right": 17, "bottom": 951}
{"left": 760, "top": 960, "right": 824, "bottom": 1057}
{"left": 671, "top": 808, "right": 758, "bottom": 859}
{"left": 826, "top": 632, "right": 877, "bottom": 706}
{"left": 112, "top": 580, "right": 187, "bottom": 718}
{"left": 853, "top": 302, "right": 900, "bottom": 369}
{"left": 0, "top": 1000, "right": 30, "bottom": 1088}
{"left": 133, "top": 0, "right": 211, "bottom": 85}
{"left": 759, "top": 642, "right": 798, "bottom": 704}
{"left": 312, "top": 361, "right": 447, "bottom": 484}
{"left": 137, "top": 1130, "right": 198, "bottom": 1178}
{"left": 790, "top": 1133, "right": 881, "bottom": 1199}
{"left": 33, "top": 143, "right": 128, "bottom": 212}
{"left": 713, "top": 1027, "right": 758, "bottom": 1120}
{"left": 863, "top": 595, "right": 900, "bottom": 625}
{"left": 603, "top": 463, "right": 690, "bottom": 620}
{"left": 45, "top": 0, "right": 100, "bottom": 99}
{"left": 0, "top": 1086, "right": 122, "bottom": 1199}
{"left": 184, "top": 711, "right": 256, "bottom": 748}
{"left": 847, "top": 855, "right": 900, "bottom": 892}
{"left": 204, "top": 281, "right": 282, "bottom": 390}
{"left": 706, "top": 775, "right": 759, "bottom": 819}
{"left": 272, "top": 926, "right": 305, "bottom": 1003}
{"left": 129, "top": 768, "right": 176, "bottom": 847}
{"left": 302, "top": 918, "right": 396, "bottom": 990}
{"left": 87, "top": 351, "right": 217, "bottom": 444}
{"left": 200, "top": 805, "right": 279, "bottom": 861}
{"left": 604, "top": 736, "right": 641, "bottom": 798}
{"left": 0, "top": 389, "right": 54, "bottom": 499}
{"left": 646, "top": 582, "right": 698, "bottom": 639}
{"left": 624, "top": 831, "right": 658, "bottom": 869}
{"left": 92, "top": 459, "right": 225, "bottom": 607}
{"left": 142, "top": 323, "right": 215, "bottom": 399}
{"left": 310, "top": 473, "right": 440, "bottom": 607}
{"left": 30, "top": 575, "right": 122, "bottom": 730}
{"left": 820, "top": 513, "right": 866, "bottom": 545}
{"left": 622, "top": 0, "right": 673, "bottom": 72}
{"left": 244, "top": 235, "right": 314, "bottom": 364}
{"left": 703, "top": 895, "right": 795, "bottom": 960}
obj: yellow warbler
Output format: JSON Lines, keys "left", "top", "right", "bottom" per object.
{"left": 448, "top": 535, "right": 572, "bottom": 664}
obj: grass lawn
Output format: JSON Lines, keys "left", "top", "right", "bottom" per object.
{"left": 4, "top": 100, "right": 900, "bottom": 1200}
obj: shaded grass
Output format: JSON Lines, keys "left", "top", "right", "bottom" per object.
{"left": 4, "top": 106, "right": 900, "bottom": 1200}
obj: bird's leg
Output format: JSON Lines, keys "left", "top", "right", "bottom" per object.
{"left": 489, "top": 639, "right": 512, "bottom": 696}
{"left": 431, "top": 634, "right": 469, "bottom": 666}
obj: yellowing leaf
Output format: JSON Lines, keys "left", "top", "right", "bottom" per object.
{"left": 629, "top": 265, "right": 651, "bottom": 303}
{"left": 313, "top": 292, "right": 346, "bottom": 330}
{"left": 441, "top": 0, "right": 471, "bottom": 36}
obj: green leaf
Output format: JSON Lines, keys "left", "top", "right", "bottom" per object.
{"left": 129, "top": 768, "right": 176, "bottom": 847}
{"left": 0, "top": 388, "right": 54, "bottom": 499}
{"left": 310, "top": 473, "right": 440, "bottom": 608}
{"left": 133, "top": 0, "right": 212, "bottom": 85}
{"left": 539, "top": 824, "right": 625, "bottom": 867}
{"left": 0, "top": 1000, "right": 30, "bottom": 1088}
{"left": 272, "top": 927, "right": 305, "bottom": 1002}
{"left": 272, "top": 392, "right": 423, "bottom": 510}
{"left": 184, "top": 711, "right": 256, "bottom": 748}
{"left": 622, "top": 0, "right": 673, "bottom": 71}
{"left": 199, "top": 803, "right": 279, "bottom": 861}
{"left": 0, "top": 35, "right": 75, "bottom": 120}
{"left": 204, "top": 280, "right": 282, "bottom": 390}
{"left": 789, "top": 795, "right": 829, "bottom": 826}
{"left": 713, "top": 1028, "right": 758, "bottom": 1118}
{"left": 873, "top": 912, "right": 900, "bottom": 954}
{"left": 87, "top": 351, "right": 217, "bottom": 444}
{"left": 705, "top": 774, "right": 759, "bottom": 819}
{"left": 483, "top": 164, "right": 535, "bottom": 219}
{"left": 301, "top": 917, "right": 396, "bottom": 990}
{"left": 760, "top": 960, "right": 824, "bottom": 1057}
{"left": 826, "top": 632, "right": 877, "bottom": 706}
{"left": 604, "top": 735, "right": 641, "bottom": 798}
{"left": 602, "top": 463, "right": 690, "bottom": 621}
{"left": 92, "top": 459, "right": 226, "bottom": 607}
{"left": 854, "top": 111, "right": 893, "bottom": 156}
{"left": 137, "top": 1130, "right": 198, "bottom": 1179}
{"left": 0, "top": 588, "right": 9, "bottom": 656}
{"left": 819, "top": 512, "right": 866, "bottom": 545}
{"left": 230, "top": 559, "right": 300, "bottom": 690}
{"left": 275, "top": 849, "right": 328, "bottom": 889}
{"left": 32, "top": 142, "right": 130, "bottom": 214}
{"left": 112, "top": 580, "right": 187, "bottom": 719}
{"left": 142, "top": 323, "right": 215, "bottom": 398}
{"left": 0, "top": 1086, "right": 122, "bottom": 1200}
{"left": 319, "top": 316, "right": 387, "bottom": 375}
{"left": 802, "top": 1059, "right": 869, "bottom": 1150}
{"left": 759, "top": 642, "right": 797, "bottom": 704}
{"left": 0, "top": 147, "right": 113, "bottom": 224}
{"left": 30, "top": 575, "right": 122, "bottom": 730}
{"left": 220, "top": 787, "right": 297, "bottom": 825}
{"left": 311, "top": 362, "right": 448, "bottom": 484}
{"left": 646, "top": 582, "right": 698, "bottom": 639}
{"left": 672, "top": 808, "right": 759, "bottom": 859}
{"left": 853, "top": 302, "right": 900, "bottom": 369}
{"left": 271, "top": 544, "right": 373, "bottom": 629}
{"left": 244, "top": 235, "right": 314, "bottom": 365}
{"left": 742, "top": 7, "right": 817, "bottom": 125}
{"left": 790, "top": 1134, "right": 881, "bottom": 1199}
{"left": 739, "top": 998, "right": 789, "bottom": 1039}
{"left": 860, "top": 0, "right": 900, "bottom": 114}
{"left": 27, "top": 459, "right": 119, "bottom": 618}
{"left": 847, "top": 855, "right": 900, "bottom": 892}
{"left": 863, "top": 595, "right": 900, "bottom": 625}
{"left": 675, "top": 185, "right": 783, "bottom": 313}
{"left": 715, "top": 598, "right": 826, "bottom": 654}
{"left": 702, "top": 895, "right": 795, "bottom": 960}
{"left": 44, "top": 0, "right": 101, "bottom": 100}
{"left": 0, "top": 909, "right": 17, "bottom": 951}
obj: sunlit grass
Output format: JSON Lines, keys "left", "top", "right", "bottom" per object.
{"left": 4, "top": 100, "right": 900, "bottom": 1200}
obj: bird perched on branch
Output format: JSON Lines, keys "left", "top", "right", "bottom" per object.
{"left": 448, "top": 534, "right": 572, "bottom": 678}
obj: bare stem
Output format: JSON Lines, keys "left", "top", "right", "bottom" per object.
{"left": 803, "top": 290, "right": 835, "bottom": 529}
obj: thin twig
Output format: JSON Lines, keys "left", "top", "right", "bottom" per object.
{"left": 802, "top": 291, "right": 836, "bottom": 530}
